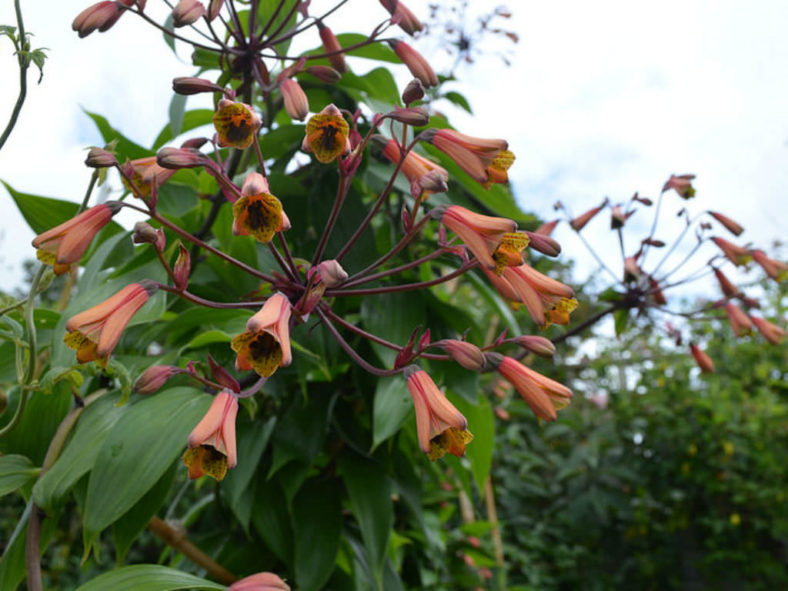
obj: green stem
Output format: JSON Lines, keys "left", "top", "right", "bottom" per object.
{"left": 0, "top": 265, "right": 46, "bottom": 439}
{"left": 0, "top": 0, "right": 30, "bottom": 151}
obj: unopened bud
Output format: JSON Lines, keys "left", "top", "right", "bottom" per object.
{"left": 157, "top": 147, "right": 204, "bottom": 169}
{"left": 315, "top": 259, "right": 348, "bottom": 287}
{"left": 388, "top": 106, "right": 429, "bottom": 126}
{"left": 402, "top": 79, "right": 425, "bottom": 105}
{"left": 72, "top": 1, "right": 126, "bottom": 38}
{"left": 689, "top": 343, "right": 714, "bottom": 374}
{"left": 317, "top": 22, "right": 348, "bottom": 73}
{"left": 512, "top": 335, "right": 555, "bottom": 358}
{"left": 570, "top": 199, "right": 607, "bottom": 231}
{"left": 390, "top": 40, "right": 438, "bottom": 87}
{"left": 173, "top": 244, "right": 191, "bottom": 291}
{"left": 306, "top": 65, "right": 342, "bottom": 83}
{"left": 380, "top": 0, "right": 423, "bottom": 36}
{"left": 642, "top": 238, "right": 665, "bottom": 247}
{"left": 132, "top": 221, "right": 166, "bottom": 252}
{"left": 134, "top": 365, "right": 181, "bottom": 394}
{"left": 280, "top": 78, "right": 310, "bottom": 121}
{"left": 207, "top": 354, "right": 240, "bottom": 392}
{"left": 207, "top": 0, "right": 224, "bottom": 21}
{"left": 85, "top": 147, "right": 118, "bottom": 168}
{"left": 172, "top": 0, "right": 205, "bottom": 27}
{"left": 633, "top": 193, "right": 653, "bottom": 206}
{"left": 708, "top": 211, "right": 744, "bottom": 236}
{"left": 712, "top": 267, "right": 739, "bottom": 298}
{"left": 180, "top": 137, "right": 208, "bottom": 150}
{"left": 525, "top": 231, "right": 561, "bottom": 257}
{"left": 419, "top": 169, "right": 448, "bottom": 194}
{"left": 172, "top": 76, "right": 224, "bottom": 95}
{"left": 435, "top": 339, "right": 485, "bottom": 371}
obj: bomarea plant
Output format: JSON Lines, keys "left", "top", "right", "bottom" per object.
{"left": 0, "top": 1, "right": 784, "bottom": 590}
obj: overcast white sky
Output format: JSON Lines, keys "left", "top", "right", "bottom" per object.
{"left": 1, "top": 0, "right": 786, "bottom": 294}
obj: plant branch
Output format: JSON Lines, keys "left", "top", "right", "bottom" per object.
{"left": 0, "top": 0, "right": 30, "bottom": 151}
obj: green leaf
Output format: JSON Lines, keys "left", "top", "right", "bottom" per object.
{"left": 182, "top": 329, "right": 232, "bottom": 351}
{"left": 74, "top": 565, "right": 224, "bottom": 591}
{"left": 442, "top": 90, "right": 473, "bottom": 114}
{"left": 113, "top": 464, "right": 176, "bottom": 564}
{"left": 372, "top": 377, "right": 412, "bottom": 450}
{"left": 252, "top": 478, "right": 294, "bottom": 566}
{"left": 1, "top": 181, "right": 123, "bottom": 236}
{"left": 84, "top": 110, "right": 149, "bottom": 161}
{"left": 269, "top": 394, "right": 331, "bottom": 477}
{"left": 168, "top": 93, "right": 187, "bottom": 139}
{"left": 33, "top": 392, "right": 127, "bottom": 512}
{"left": 292, "top": 479, "right": 342, "bottom": 591}
{"left": 83, "top": 388, "right": 212, "bottom": 551}
{"left": 162, "top": 14, "right": 176, "bottom": 53}
{"left": 451, "top": 394, "right": 495, "bottom": 493}
{"left": 340, "top": 453, "right": 393, "bottom": 589}
{"left": 0, "top": 455, "right": 37, "bottom": 497}
{"left": 614, "top": 308, "right": 630, "bottom": 336}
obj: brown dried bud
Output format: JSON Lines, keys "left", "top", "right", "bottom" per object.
{"left": 402, "top": 79, "right": 425, "bottom": 105}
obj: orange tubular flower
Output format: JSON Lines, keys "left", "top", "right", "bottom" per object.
{"left": 724, "top": 302, "right": 752, "bottom": 337}
{"left": 495, "top": 355, "right": 572, "bottom": 421}
{"left": 484, "top": 263, "right": 576, "bottom": 327}
{"left": 123, "top": 156, "right": 178, "bottom": 198}
{"left": 426, "top": 128, "right": 509, "bottom": 186}
{"left": 689, "top": 343, "right": 715, "bottom": 373}
{"left": 751, "top": 249, "right": 788, "bottom": 282}
{"left": 182, "top": 390, "right": 238, "bottom": 481}
{"left": 229, "top": 572, "right": 291, "bottom": 591}
{"left": 711, "top": 237, "right": 751, "bottom": 266}
{"left": 406, "top": 369, "right": 473, "bottom": 460}
{"left": 32, "top": 202, "right": 120, "bottom": 275}
{"left": 663, "top": 173, "right": 696, "bottom": 199}
{"left": 64, "top": 281, "right": 155, "bottom": 366}
{"left": 231, "top": 293, "right": 293, "bottom": 377}
{"left": 441, "top": 205, "right": 517, "bottom": 270}
{"left": 381, "top": 139, "right": 448, "bottom": 197}
{"left": 232, "top": 172, "right": 288, "bottom": 243}
{"left": 750, "top": 315, "right": 787, "bottom": 345}
{"left": 213, "top": 98, "right": 262, "bottom": 149}
{"left": 302, "top": 104, "right": 351, "bottom": 163}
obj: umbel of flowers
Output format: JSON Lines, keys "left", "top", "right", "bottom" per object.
{"left": 11, "top": 1, "right": 783, "bottom": 588}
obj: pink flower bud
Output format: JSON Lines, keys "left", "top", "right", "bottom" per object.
{"left": 711, "top": 236, "right": 751, "bottom": 266}
{"left": 724, "top": 302, "right": 752, "bottom": 337}
{"left": 317, "top": 22, "right": 348, "bottom": 73}
{"left": 534, "top": 219, "right": 559, "bottom": 236}
{"left": 156, "top": 147, "right": 204, "bottom": 169}
{"left": 207, "top": 0, "right": 224, "bottom": 21}
{"left": 750, "top": 315, "right": 787, "bottom": 344}
{"left": 751, "top": 249, "right": 788, "bottom": 281}
{"left": 525, "top": 231, "right": 561, "bottom": 257}
{"left": 570, "top": 199, "right": 608, "bottom": 231}
{"left": 390, "top": 41, "right": 438, "bottom": 87}
{"left": 712, "top": 267, "right": 739, "bottom": 298}
{"left": 305, "top": 65, "right": 342, "bottom": 84}
{"left": 387, "top": 106, "right": 430, "bottom": 126}
{"left": 173, "top": 244, "right": 191, "bottom": 291}
{"left": 280, "top": 78, "right": 309, "bottom": 121}
{"left": 435, "top": 340, "right": 485, "bottom": 371}
{"left": 315, "top": 259, "right": 348, "bottom": 287}
{"left": 172, "top": 76, "right": 224, "bottom": 95}
{"left": 512, "top": 335, "right": 556, "bottom": 358}
{"left": 72, "top": 2, "right": 127, "bottom": 38}
{"left": 172, "top": 0, "right": 205, "bottom": 27}
{"left": 402, "top": 79, "right": 425, "bottom": 105}
{"left": 228, "top": 572, "right": 291, "bottom": 591}
{"left": 134, "top": 365, "right": 181, "bottom": 394}
{"left": 132, "top": 221, "right": 166, "bottom": 252}
{"left": 85, "top": 147, "right": 118, "bottom": 168}
{"left": 379, "top": 0, "right": 423, "bottom": 36}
